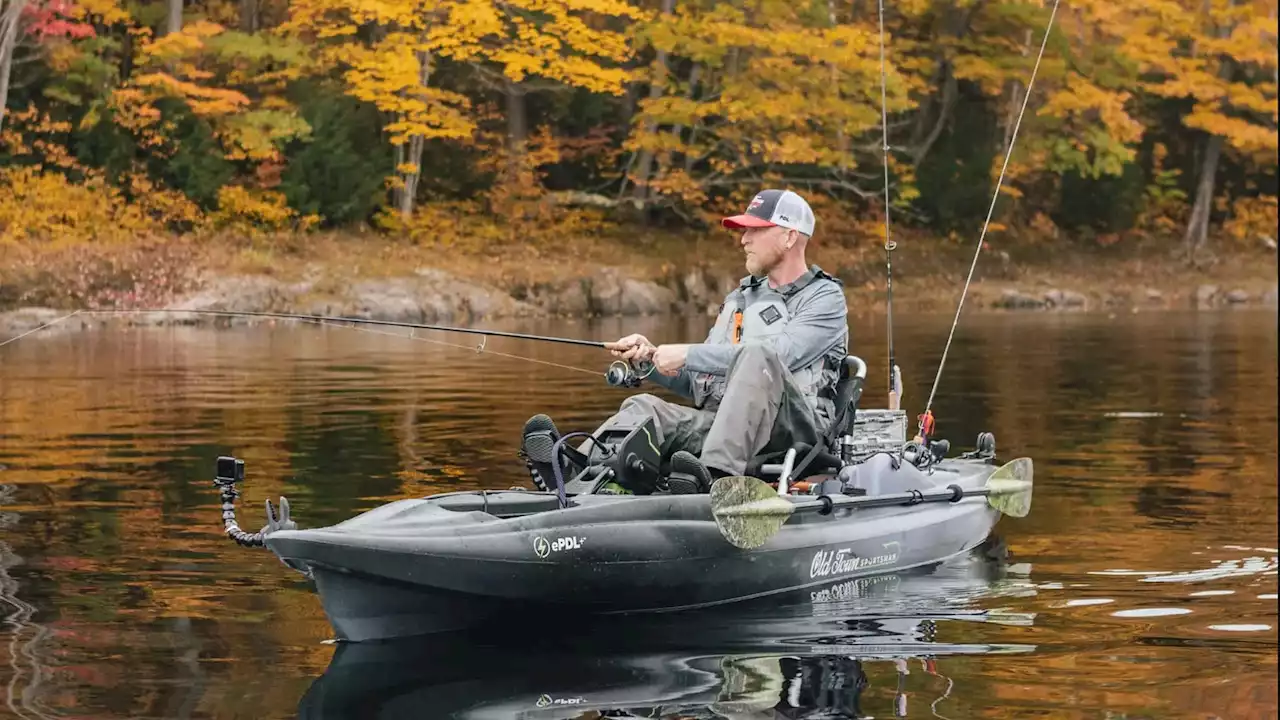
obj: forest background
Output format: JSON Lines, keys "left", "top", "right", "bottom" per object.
{"left": 0, "top": 0, "right": 1275, "bottom": 316}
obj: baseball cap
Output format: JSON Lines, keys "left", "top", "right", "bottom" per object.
{"left": 721, "top": 189, "right": 815, "bottom": 236}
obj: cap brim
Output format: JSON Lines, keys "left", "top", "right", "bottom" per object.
{"left": 721, "top": 214, "right": 776, "bottom": 229}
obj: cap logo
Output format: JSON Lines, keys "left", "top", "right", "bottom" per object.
{"left": 747, "top": 195, "right": 764, "bottom": 211}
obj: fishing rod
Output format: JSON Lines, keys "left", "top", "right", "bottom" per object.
{"left": 917, "top": 0, "right": 1062, "bottom": 443}
{"left": 85, "top": 308, "right": 611, "bottom": 348}
{"left": 875, "top": 0, "right": 900, "bottom": 412}
{"left": 1, "top": 307, "right": 656, "bottom": 386}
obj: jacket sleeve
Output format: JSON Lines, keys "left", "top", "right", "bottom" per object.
{"left": 645, "top": 364, "right": 694, "bottom": 398}
{"left": 683, "top": 283, "right": 847, "bottom": 376}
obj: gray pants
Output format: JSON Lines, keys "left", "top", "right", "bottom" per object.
{"left": 588, "top": 344, "right": 823, "bottom": 475}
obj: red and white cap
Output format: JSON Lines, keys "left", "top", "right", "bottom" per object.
{"left": 721, "top": 189, "right": 816, "bottom": 236}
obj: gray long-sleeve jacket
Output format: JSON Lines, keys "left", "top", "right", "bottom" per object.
{"left": 648, "top": 264, "right": 849, "bottom": 427}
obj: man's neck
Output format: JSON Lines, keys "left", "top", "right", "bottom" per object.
{"left": 767, "top": 257, "right": 810, "bottom": 288}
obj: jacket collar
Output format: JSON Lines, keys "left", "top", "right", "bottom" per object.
{"left": 740, "top": 264, "right": 840, "bottom": 296}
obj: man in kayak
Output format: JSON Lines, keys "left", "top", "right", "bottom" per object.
{"left": 522, "top": 188, "right": 849, "bottom": 494}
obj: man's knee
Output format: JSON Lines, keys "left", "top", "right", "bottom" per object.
{"left": 726, "top": 343, "right": 785, "bottom": 384}
{"left": 618, "top": 393, "right": 667, "bottom": 416}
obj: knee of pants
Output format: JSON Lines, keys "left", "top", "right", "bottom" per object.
{"left": 618, "top": 393, "right": 665, "bottom": 416}
{"left": 728, "top": 343, "right": 783, "bottom": 375}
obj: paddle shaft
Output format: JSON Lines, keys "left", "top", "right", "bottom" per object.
{"left": 87, "top": 309, "right": 608, "bottom": 348}
{"left": 793, "top": 483, "right": 984, "bottom": 515}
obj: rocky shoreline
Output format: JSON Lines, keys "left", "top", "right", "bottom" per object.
{"left": 2, "top": 267, "right": 1277, "bottom": 338}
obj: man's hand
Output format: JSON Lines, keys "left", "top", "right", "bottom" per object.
{"left": 652, "top": 344, "right": 691, "bottom": 376}
{"left": 605, "top": 333, "right": 655, "bottom": 362}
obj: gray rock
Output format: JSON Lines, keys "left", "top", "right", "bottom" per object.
{"left": 349, "top": 279, "right": 428, "bottom": 323}
{"left": 1145, "top": 288, "right": 1163, "bottom": 303}
{"left": 995, "top": 289, "right": 1045, "bottom": 309}
{"left": 586, "top": 273, "right": 625, "bottom": 316}
{"left": 1042, "top": 289, "right": 1086, "bottom": 309}
{"left": 1225, "top": 289, "right": 1250, "bottom": 304}
{"left": 675, "top": 268, "right": 717, "bottom": 307}
{"left": 1194, "top": 284, "right": 1220, "bottom": 308}
{"left": 620, "top": 279, "right": 676, "bottom": 315}
{"left": 170, "top": 275, "right": 296, "bottom": 314}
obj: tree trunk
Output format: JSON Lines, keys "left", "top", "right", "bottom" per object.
{"left": 505, "top": 77, "right": 527, "bottom": 185}
{"left": 629, "top": 0, "right": 677, "bottom": 203}
{"left": 396, "top": 50, "right": 432, "bottom": 220}
{"left": 0, "top": 0, "right": 26, "bottom": 133}
{"left": 1182, "top": 133, "right": 1223, "bottom": 263}
{"left": 167, "top": 0, "right": 183, "bottom": 35}
{"left": 672, "top": 63, "right": 701, "bottom": 173}
{"left": 238, "top": 0, "right": 258, "bottom": 32}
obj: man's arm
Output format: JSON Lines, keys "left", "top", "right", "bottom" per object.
{"left": 646, "top": 366, "right": 694, "bottom": 398}
{"left": 683, "top": 284, "right": 847, "bottom": 376}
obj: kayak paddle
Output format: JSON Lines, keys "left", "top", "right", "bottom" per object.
{"left": 710, "top": 457, "right": 1034, "bottom": 550}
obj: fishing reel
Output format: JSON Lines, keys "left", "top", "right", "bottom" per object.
{"left": 605, "top": 359, "right": 655, "bottom": 388}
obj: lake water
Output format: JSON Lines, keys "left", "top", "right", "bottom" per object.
{"left": 1, "top": 309, "right": 1276, "bottom": 719}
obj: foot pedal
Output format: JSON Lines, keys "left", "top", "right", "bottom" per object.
{"left": 669, "top": 450, "right": 712, "bottom": 493}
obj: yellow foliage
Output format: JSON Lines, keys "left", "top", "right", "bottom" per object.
{"left": 1039, "top": 75, "right": 1144, "bottom": 145}
{"left": 133, "top": 72, "right": 252, "bottom": 117}
{"left": 69, "top": 0, "right": 132, "bottom": 24}
{"left": 208, "top": 187, "right": 319, "bottom": 236}
{"left": 1222, "top": 196, "right": 1278, "bottom": 245}
{"left": 0, "top": 167, "right": 159, "bottom": 247}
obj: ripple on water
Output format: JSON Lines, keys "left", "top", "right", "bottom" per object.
{"left": 1110, "top": 608, "right": 1194, "bottom": 618}
{"left": 1058, "top": 598, "right": 1115, "bottom": 607}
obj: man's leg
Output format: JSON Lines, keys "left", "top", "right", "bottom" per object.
{"left": 577, "top": 393, "right": 717, "bottom": 469}
{"left": 522, "top": 393, "right": 713, "bottom": 489}
{"left": 697, "top": 344, "right": 822, "bottom": 477}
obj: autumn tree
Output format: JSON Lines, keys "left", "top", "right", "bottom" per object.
{"left": 284, "top": 0, "right": 641, "bottom": 220}
{"left": 1130, "top": 0, "right": 1277, "bottom": 261}
{"left": 623, "top": 0, "right": 920, "bottom": 217}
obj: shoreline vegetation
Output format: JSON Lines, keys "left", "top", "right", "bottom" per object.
{"left": 0, "top": 0, "right": 1275, "bottom": 337}
{"left": 2, "top": 225, "right": 1275, "bottom": 337}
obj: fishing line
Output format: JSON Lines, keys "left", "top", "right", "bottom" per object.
{"left": 326, "top": 320, "right": 601, "bottom": 377}
{"left": 0, "top": 311, "right": 81, "bottom": 349}
{"left": 923, "top": 0, "right": 1061, "bottom": 418}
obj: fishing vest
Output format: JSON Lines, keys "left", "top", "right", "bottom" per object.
{"left": 692, "top": 265, "right": 848, "bottom": 428}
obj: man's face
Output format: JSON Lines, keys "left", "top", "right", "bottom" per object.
{"left": 740, "top": 225, "right": 791, "bottom": 275}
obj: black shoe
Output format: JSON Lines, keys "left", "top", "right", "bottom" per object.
{"left": 668, "top": 450, "right": 713, "bottom": 495}
{"left": 520, "top": 414, "right": 584, "bottom": 491}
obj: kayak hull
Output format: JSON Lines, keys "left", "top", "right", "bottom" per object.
{"left": 264, "top": 455, "right": 1005, "bottom": 641}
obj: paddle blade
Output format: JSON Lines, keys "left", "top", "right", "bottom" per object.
{"left": 985, "top": 457, "right": 1034, "bottom": 518}
{"left": 710, "top": 476, "right": 795, "bottom": 549}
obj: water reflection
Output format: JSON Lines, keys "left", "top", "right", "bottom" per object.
{"left": 299, "top": 541, "right": 1035, "bottom": 719}
{"left": 0, "top": 310, "right": 1276, "bottom": 719}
